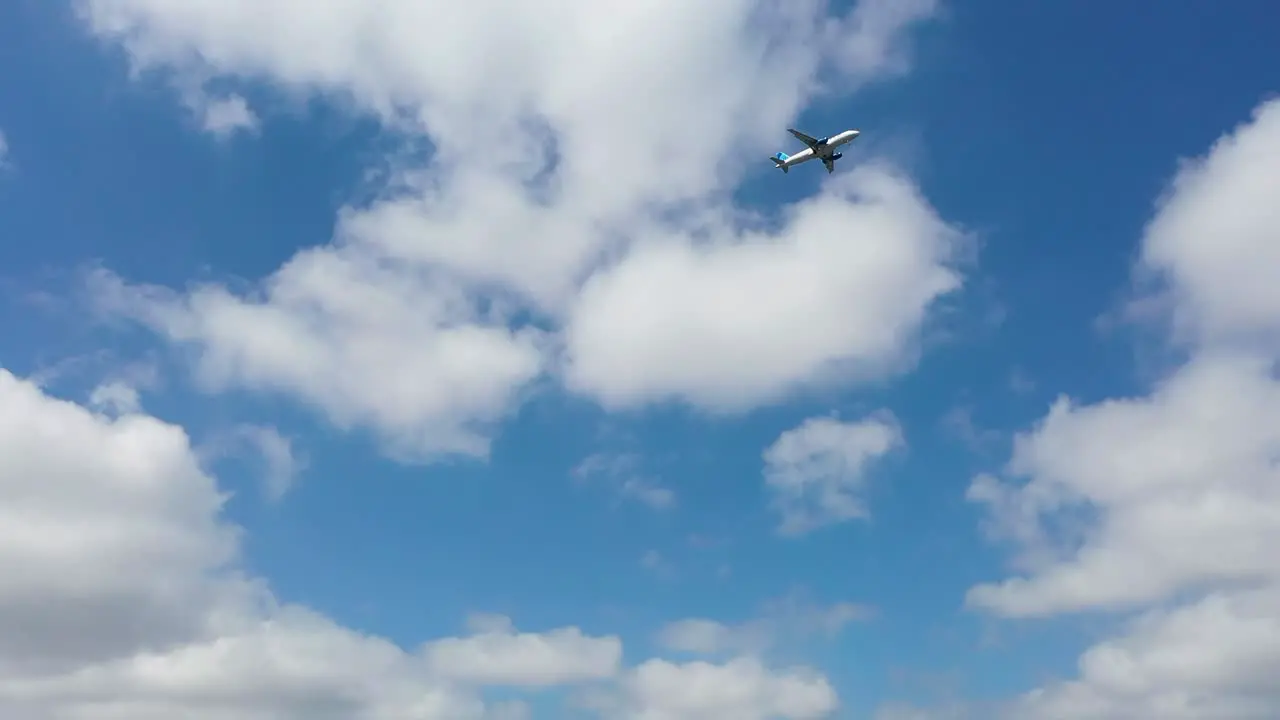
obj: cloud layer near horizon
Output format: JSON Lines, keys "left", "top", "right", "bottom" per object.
{"left": 0, "top": 368, "right": 845, "bottom": 719}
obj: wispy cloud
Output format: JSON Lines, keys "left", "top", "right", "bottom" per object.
{"left": 939, "top": 405, "right": 1002, "bottom": 452}
{"left": 201, "top": 424, "right": 307, "bottom": 502}
{"left": 573, "top": 452, "right": 675, "bottom": 510}
{"left": 238, "top": 425, "right": 306, "bottom": 502}
{"left": 764, "top": 413, "right": 903, "bottom": 535}
{"left": 657, "top": 589, "right": 875, "bottom": 657}
{"left": 1008, "top": 366, "right": 1035, "bottom": 395}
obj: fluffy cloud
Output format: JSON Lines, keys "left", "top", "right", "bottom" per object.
{"left": 967, "top": 352, "right": 1280, "bottom": 617}
{"left": 0, "top": 370, "right": 237, "bottom": 676}
{"left": 0, "top": 366, "right": 837, "bottom": 718}
{"left": 969, "top": 98, "right": 1280, "bottom": 717}
{"left": 424, "top": 618, "right": 620, "bottom": 687}
{"left": 189, "top": 92, "right": 259, "bottom": 137}
{"left": 564, "top": 169, "right": 961, "bottom": 410}
{"left": 763, "top": 414, "right": 902, "bottom": 534}
{"left": 77, "top": 0, "right": 960, "bottom": 458}
{"left": 88, "top": 257, "right": 547, "bottom": 461}
{"left": 1009, "top": 586, "right": 1280, "bottom": 719}
{"left": 1137, "top": 99, "right": 1280, "bottom": 349}
{"left": 589, "top": 657, "right": 837, "bottom": 720}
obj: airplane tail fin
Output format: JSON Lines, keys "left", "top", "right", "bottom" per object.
{"left": 771, "top": 152, "right": 790, "bottom": 174}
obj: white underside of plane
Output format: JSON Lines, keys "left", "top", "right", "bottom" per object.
{"left": 771, "top": 127, "right": 861, "bottom": 174}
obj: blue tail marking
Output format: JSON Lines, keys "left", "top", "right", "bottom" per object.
{"left": 771, "top": 152, "right": 790, "bottom": 173}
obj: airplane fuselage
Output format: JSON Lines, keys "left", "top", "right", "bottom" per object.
{"left": 771, "top": 128, "right": 861, "bottom": 174}
{"left": 778, "top": 129, "right": 859, "bottom": 168}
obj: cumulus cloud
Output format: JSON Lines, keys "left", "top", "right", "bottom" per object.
{"left": 968, "top": 98, "right": 1280, "bottom": 717}
{"left": 1010, "top": 585, "right": 1280, "bottom": 719}
{"left": 0, "top": 366, "right": 836, "bottom": 718}
{"left": 563, "top": 169, "right": 962, "bottom": 410}
{"left": 588, "top": 657, "right": 838, "bottom": 720}
{"left": 0, "top": 371, "right": 238, "bottom": 677}
{"left": 76, "top": 0, "right": 958, "bottom": 459}
{"left": 424, "top": 623, "right": 621, "bottom": 687}
{"left": 1136, "top": 98, "right": 1280, "bottom": 350}
{"left": 88, "top": 258, "right": 546, "bottom": 462}
{"left": 967, "top": 353, "right": 1280, "bottom": 618}
{"left": 763, "top": 413, "right": 902, "bottom": 534}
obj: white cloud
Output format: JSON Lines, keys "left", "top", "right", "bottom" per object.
{"left": 191, "top": 92, "right": 259, "bottom": 137}
{"left": 0, "top": 366, "right": 834, "bottom": 717}
{"left": 763, "top": 413, "right": 902, "bottom": 535}
{"left": 969, "top": 97, "right": 1280, "bottom": 717}
{"left": 828, "top": 0, "right": 940, "bottom": 81}
{"left": 967, "top": 353, "right": 1280, "bottom": 617}
{"left": 0, "top": 368, "right": 551, "bottom": 716}
{"left": 425, "top": 622, "right": 620, "bottom": 688}
{"left": 1011, "top": 586, "right": 1280, "bottom": 719}
{"left": 591, "top": 657, "right": 838, "bottom": 720}
{"left": 1136, "top": 98, "right": 1280, "bottom": 350}
{"left": 0, "top": 370, "right": 238, "bottom": 676}
{"left": 76, "top": 0, "right": 957, "bottom": 458}
{"left": 88, "top": 257, "right": 546, "bottom": 462}
{"left": 82, "top": 361, "right": 162, "bottom": 418}
{"left": 88, "top": 379, "right": 142, "bottom": 415}
{"left": 563, "top": 168, "right": 962, "bottom": 411}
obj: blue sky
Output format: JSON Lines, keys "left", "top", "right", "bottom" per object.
{"left": 1, "top": 1, "right": 1279, "bottom": 718}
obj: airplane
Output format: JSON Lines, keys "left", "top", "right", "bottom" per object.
{"left": 770, "top": 127, "right": 861, "bottom": 174}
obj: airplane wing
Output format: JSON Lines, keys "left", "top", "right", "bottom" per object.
{"left": 787, "top": 128, "right": 821, "bottom": 149}
{"left": 822, "top": 156, "right": 836, "bottom": 174}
